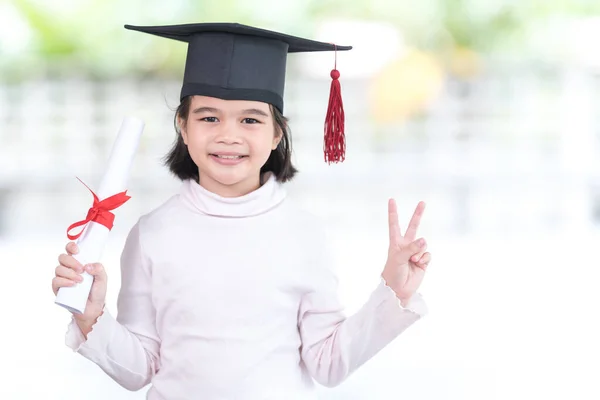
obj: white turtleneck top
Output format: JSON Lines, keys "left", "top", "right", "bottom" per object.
{"left": 64, "top": 173, "right": 428, "bottom": 399}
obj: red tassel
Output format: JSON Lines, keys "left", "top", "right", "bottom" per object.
{"left": 324, "top": 66, "right": 346, "bottom": 163}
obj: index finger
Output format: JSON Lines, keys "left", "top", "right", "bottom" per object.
{"left": 404, "top": 201, "right": 426, "bottom": 241}
{"left": 388, "top": 198, "right": 402, "bottom": 243}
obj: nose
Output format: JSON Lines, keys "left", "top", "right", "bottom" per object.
{"left": 214, "top": 121, "right": 243, "bottom": 144}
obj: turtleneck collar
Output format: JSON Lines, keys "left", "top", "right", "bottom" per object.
{"left": 179, "top": 172, "right": 287, "bottom": 217}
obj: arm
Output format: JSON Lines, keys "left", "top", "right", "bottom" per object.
{"left": 297, "top": 229, "right": 428, "bottom": 388}
{"left": 65, "top": 219, "right": 160, "bottom": 391}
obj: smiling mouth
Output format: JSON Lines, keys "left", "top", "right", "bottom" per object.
{"left": 210, "top": 154, "right": 248, "bottom": 159}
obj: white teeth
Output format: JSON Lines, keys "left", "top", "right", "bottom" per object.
{"left": 215, "top": 155, "right": 243, "bottom": 159}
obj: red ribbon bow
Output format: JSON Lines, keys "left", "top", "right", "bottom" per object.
{"left": 66, "top": 177, "right": 131, "bottom": 240}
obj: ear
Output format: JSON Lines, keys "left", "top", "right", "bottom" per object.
{"left": 178, "top": 116, "right": 188, "bottom": 145}
{"left": 272, "top": 126, "right": 282, "bottom": 150}
{"left": 271, "top": 137, "right": 281, "bottom": 150}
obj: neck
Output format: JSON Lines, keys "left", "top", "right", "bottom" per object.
{"left": 197, "top": 173, "right": 262, "bottom": 198}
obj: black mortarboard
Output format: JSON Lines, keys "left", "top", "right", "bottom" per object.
{"left": 124, "top": 22, "right": 352, "bottom": 163}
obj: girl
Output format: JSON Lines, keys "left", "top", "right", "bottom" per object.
{"left": 52, "top": 23, "right": 432, "bottom": 399}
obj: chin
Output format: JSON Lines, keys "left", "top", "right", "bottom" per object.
{"left": 209, "top": 168, "right": 255, "bottom": 187}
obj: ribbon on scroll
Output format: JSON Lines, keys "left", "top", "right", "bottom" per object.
{"left": 66, "top": 177, "right": 131, "bottom": 240}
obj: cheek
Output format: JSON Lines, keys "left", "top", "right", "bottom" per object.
{"left": 248, "top": 130, "right": 277, "bottom": 157}
{"left": 184, "top": 127, "right": 209, "bottom": 151}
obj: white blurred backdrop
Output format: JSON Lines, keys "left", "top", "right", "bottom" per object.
{"left": 1, "top": 1, "right": 600, "bottom": 399}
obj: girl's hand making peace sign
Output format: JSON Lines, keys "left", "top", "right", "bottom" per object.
{"left": 381, "top": 199, "right": 431, "bottom": 305}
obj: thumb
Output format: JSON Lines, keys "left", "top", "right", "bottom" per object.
{"left": 84, "top": 263, "right": 107, "bottom": 282}
{"left": 403, "top": 238, "right": 427, "bottom": 258}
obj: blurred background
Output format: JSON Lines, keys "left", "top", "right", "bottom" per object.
{"left": 1, "top": 0, "right": 600, "bottom": 399}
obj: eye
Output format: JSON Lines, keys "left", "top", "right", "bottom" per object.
{"left": 199, "top": 117, "right": 218, "bottom": 123}
{"left": 242, "top": 118, "right": 260, "bottom": 124}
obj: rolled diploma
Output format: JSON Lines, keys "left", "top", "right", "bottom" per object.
{"left": 54, "top": 117, "right": 144, "bottom": 314}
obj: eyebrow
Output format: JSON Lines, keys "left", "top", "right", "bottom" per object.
{"left": 191, "top": 106, "right": 269, "bottom": 117}
{"left": 241, "top": 108, "right": 269, "bottom": 117}
{"left": 192, "top": 106, "right": 219, "bottom": 114}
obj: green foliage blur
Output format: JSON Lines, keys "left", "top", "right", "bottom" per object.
{"left": 2, "top": 0, "right": 600, "bottom": 81}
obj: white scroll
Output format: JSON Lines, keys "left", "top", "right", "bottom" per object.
{"left": 54, "top": 117, "right": 144, "bottom": 314}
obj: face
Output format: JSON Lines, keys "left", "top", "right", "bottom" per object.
{"left": 179, "top": 96, "right": 282, "bottom": 197}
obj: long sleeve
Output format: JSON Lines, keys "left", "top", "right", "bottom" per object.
{"left": 64, "top": 219, "right": 161, "bottom": 391}
{"left": 297, "top": 229, "right": 428, "bottom": 388}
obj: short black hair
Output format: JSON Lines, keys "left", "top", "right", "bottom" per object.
{"left": 163, "top": 96, "right": 298, "bottom": 183}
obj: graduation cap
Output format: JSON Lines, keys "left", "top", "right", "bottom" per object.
{"left": 124, "top": 22, "right": 352, "bottom": 163}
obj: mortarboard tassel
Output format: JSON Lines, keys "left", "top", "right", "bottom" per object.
{"left": 324, "top": 45, "right": 346, "bottom": 164}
